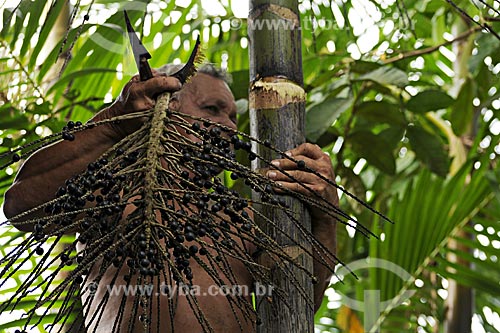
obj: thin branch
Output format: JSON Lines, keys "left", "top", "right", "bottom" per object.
{"left": 383, "top": 26, "right": 482, "bottom": 64}
{"left": 444, "top": 0, "right": 500, "bottom": 40}
{"left": 477, "top": 0, "right": 500, "bottom": 17}
{"left": 396, "top": 0, "right": 417, "bottom": 39}
{"left": 484, "top": 16, "right": 500, "bottom": 22}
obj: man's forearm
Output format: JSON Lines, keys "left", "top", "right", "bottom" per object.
{"left": 3, "top": 74, "right": 181, "bottom": 229}
{"left": 3, "top": 110, "right": 119, "bottom": 227}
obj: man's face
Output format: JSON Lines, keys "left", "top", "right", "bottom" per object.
{"left": 168, "top": 73, "right": 238, "bottom": 175}
{"left": 173, "top": 73, "right": 238, "bottom": 132}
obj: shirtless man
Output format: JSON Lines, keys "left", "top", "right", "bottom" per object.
{"left": 3, "top": 64, "right": 338, "bottom": 332}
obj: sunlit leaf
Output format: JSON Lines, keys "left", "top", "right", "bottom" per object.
{"left": 406, "top": 125, "right": 449, "bottom": 177}
{"left": 356, "top": 101, "right": 406, "bottom": 126}
{"left": 451, "top": 78, "right": 474, "bottom": 136}
{"left": 406, "top": 90, "right": 455, "bottom": 113}
{"left": 349, "top": 130, "right": 396, "bottom": 175}
{"left": 356, "top": 67, "right": 408, "bottom": 88}
{"left": 336, "top": 305, "right": 364, "bottom": 333}
{"left": 306, "top": 96, "right": 353, "bottom": 142}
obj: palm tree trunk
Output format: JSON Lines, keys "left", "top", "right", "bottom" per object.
{"left": 444, "top": 17, "right": 475, "bottom": 333}
{"left": 247, "top": 0, "right": 314, "bottom": 332}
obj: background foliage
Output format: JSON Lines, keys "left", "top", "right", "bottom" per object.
{"left": 0, "top": 0, "right": 499, "bottom": 332}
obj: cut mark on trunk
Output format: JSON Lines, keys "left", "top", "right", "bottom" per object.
{"left": 250, "top": 77, "right": 306, "bottom": 110}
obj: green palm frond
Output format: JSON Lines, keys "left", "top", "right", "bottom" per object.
{"left": 367, "top": 159, "right": 498, "bottom": 332}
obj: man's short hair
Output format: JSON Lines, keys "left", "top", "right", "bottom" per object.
{"left": 157, "top": 63, "right": 232, "bottom": 85}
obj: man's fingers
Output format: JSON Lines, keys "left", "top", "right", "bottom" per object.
{"left": 141, "top": 76, "right": 182, "bottom": 97}
{"left": 267, "top": 169, "right": 317, "bottom": 184}
{"left": 131, "top": 96, "right": 155, "bottom": 112}
{"left": 270, "top": 155, "right": 316, "bottom": 170}
{"left": 285, "top": 143, "right": 324, "bottom": 160}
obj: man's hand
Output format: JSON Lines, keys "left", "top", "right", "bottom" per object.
{"left": 266, "top": 143, "right": 339, "bottom": 227}
{"left": 266, "top": 142, "right": 338, "bottom": 310}
{"left": 3, "top": 73, "right": 181, "bottom": 226}
{"left": 93, "top": 72, "right": 182, "bottom": 141}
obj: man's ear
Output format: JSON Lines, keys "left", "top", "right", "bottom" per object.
{"left": 169, "top": 93, "right": 180, "bottom": 111}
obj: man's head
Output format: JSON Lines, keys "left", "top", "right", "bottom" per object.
{"left": 159, "top": 64, "right": 237, "bottom": 131}
{"left": 158, "top": 63, "right": 232, "bottom": 85}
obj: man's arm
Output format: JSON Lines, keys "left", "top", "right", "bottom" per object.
{"left": 267, "top": 143, "right": 338, "bottom": 312}
{"left": 3, "top": 118, "right": 119, "bottom": 231}
{"left": 3, "top": 75, "right": 181, "bottom": 230}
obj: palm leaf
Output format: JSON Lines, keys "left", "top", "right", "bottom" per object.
{"left": 367, "top": 159, "right": 497, "bottom": 331}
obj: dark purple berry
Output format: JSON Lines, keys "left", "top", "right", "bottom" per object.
{"left": 62, "top": 132, "right": 75, "bottom": 141}
{"left": 140, "top": 259, "right": 150, "bottom": 267}
{"left": 189, "top": 245, "right": 198, "bottom": 254}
